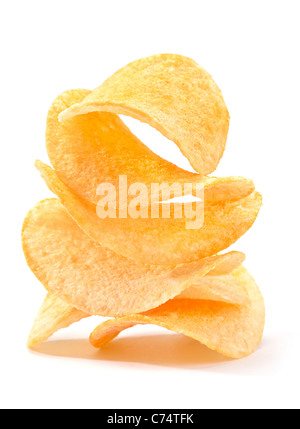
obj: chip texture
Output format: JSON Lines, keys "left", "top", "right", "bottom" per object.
{"left": 59, "top": 54, "right": 230, "bottom": 175}
{"left": 47, "top": 89, "right": 253, "bottom": 206}
{"left": 22, "top": 198, "right": 246, "bottom": 317}
{"left": 89, "top": 266, "right": 265, "bottom": 359}
{"left": 27, "top": 293, "right": 88, "bottom": 348}
{"left": 176, "top": 271, "right": 249, "bottom": 304}
{"left": 35, "top": 161, "right": 262, "bottom": 266}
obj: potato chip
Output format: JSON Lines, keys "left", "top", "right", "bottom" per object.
{"left": 176, "top": 272, "right": 249, "bottom": 304}
{"left": 22, "top": 198, "right": 246, "bottom": 317}
{"left": 59, "top": 54, "right": 229, "bottom": 175}
{"left": 89, "top": 266, "right": 265, "bottom": 359}
{"left": 27, "top": 293, "right": 88, "bottom": 348}
{"left": 35, "top": 161, "right": 262, "bottom": 266}
{"left": 27, "top": 265, "right": 248, "bottom": 348}
{"left": 27, "top": 252, "right": 246, "bottom": 347}
{"left": 47, "top": 89, "right": 253, "bottom": 206}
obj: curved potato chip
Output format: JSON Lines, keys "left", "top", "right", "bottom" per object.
{"left": 22, "top": 198, "right": 246, "bottom": 317}
{"left": 27, "top": 253, "right": 246, "bottom": 348}
{"left": 27, "top": 293, "right": 88, "bottom": 348}
{"left": 176, "top": 272, "right": 249, "bottom": 304}
{"left": 59, "top": 54, "right": 229, "bottom": 175}
{"left": 35, "top": 161, "right": 262, "bottom": 266}
{"left": 47, "top": 89, "right": 253, "bottom": 205}
{"left": 27, "top": 254, "right": 246, "bottom": 348}
{"left": 27, "top": 255, "right": 246, "bottom": 347}
{"left": 206, "top": 253, "right": 247, "bottom": 276}
{"left": 89, "top": 266, "right": 265, "bottom": 359}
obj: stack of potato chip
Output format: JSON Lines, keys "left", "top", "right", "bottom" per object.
{"left": 22, "top": 54, "right": 264, "bottom": 359}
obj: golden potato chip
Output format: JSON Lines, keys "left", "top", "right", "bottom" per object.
{"left": 206, "top": 253, "right": 247, "bottom": 276}
{"left": 27, "top": 260, "right": 248, "bottom": 348}
{"left": 22, "top": 198, "right": 246, "bottom": 317}
{"left": 35, "top": 161, "right": 262, "bottom": 266}
{"left": 27, "top": 293, "right": 88, "bottom": 348}
{"left": 202, "top": 176, "right": 255, "bottom": 204}
{"left": 59, "top": 54, "right": 229, "bottom": 175}
{"left": 26, "top": 252, "right": 246, "bottom": 347}
{"left": 47, "top": 89, "right": 253, "bottom": 205}
{"left": 89, "top": 266, "right": 265, "bottom": 359}
{"left": 176, "top": 272, "right": 249, "bottom": 304}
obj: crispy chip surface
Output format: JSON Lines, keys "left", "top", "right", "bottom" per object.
{"left": 89, "top": 266, "right": 265, "bottom": 359}
{"left": 47, "top": 89, "right": 253, "bottom": 205}
{"left": 59, "top": 54, "right": 229, "bottom": 175}
{"left": 27, "top": 257, "right": 247, "bottom": 347}
{"left": 35, "top": 161, "right": 262, "bottom": 266}
{"left": 176, "top": 272, "right": 249, "bottom": 304}
{"left": 22, "top": 198, "right": 246, "bottom": 317}
{"left": 27, "top": 293, "right": 88, "bottom": 348}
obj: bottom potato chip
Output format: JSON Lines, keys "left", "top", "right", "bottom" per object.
{"left": 27, "top": 293, "right": 88, "bottom": 348}
{"left": 89, "top": 266, "right": 265, "bottom": 359}
{"left": 46, "top": 89, "right": 254, "bottom": 207}
{"left": 27, "top": 264, "right": 248, "bottom": 348}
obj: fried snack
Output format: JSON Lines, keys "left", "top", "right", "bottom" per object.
{"left": 59, "top": 54, "right": 229, "bottom": 175}
{"left": 47, "top": 89, "right": 253, "bottom": 206}
{"left": 26, "top": 251, "right": 247, "bottom": 348}
{"left": 35, "top": 161, "right": 262, "bottom": 266}
{"left": 27, "top": 257, "right": 249, "bottom": 348}
{"left": 27, "top": 293, "right": 88, "bottom": 348}
{"left": 22, "top": 198, "right": 246, "bottom": 317}
{"left": 23, "top": 54, "right": 264, "bottom": 358}
{"left": 89, "top": 266, "right": 265, "bottom": 359}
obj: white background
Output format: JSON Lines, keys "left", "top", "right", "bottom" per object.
{"left": 1, "top": 0, "right": 300, "bottom": 409}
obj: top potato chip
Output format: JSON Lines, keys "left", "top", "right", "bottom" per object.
{"left": 59, "top": 54, "right": 229, "bottom": 175}
{"left": 46, "top": 89, "right": 253, "bottom": 207}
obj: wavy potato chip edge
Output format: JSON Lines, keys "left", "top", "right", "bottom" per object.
{"left": 90, "top": 266, "right": 265, "bottom": 359}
